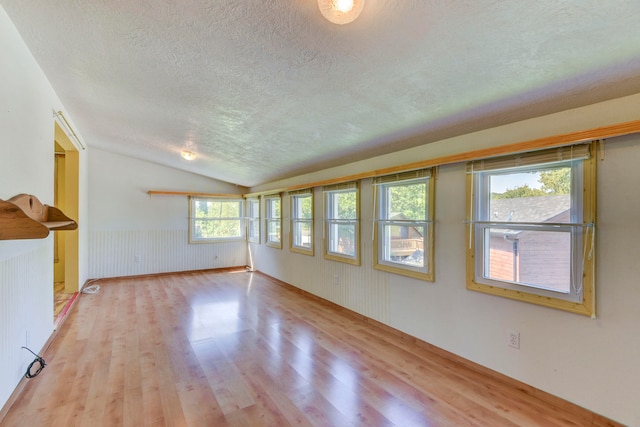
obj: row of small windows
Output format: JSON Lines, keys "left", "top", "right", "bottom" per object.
{"left": 188, "top": 142, "right": 596, "bottom": 316}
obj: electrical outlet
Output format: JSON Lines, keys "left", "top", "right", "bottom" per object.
{"left": 134, "top": 255, "right": 141, "bottom": 263}
{"left": 508, "top": 330, "right": 520, "bottom": 349}
{"left": 333, "top": 274, "right": 339, "bottom": 285}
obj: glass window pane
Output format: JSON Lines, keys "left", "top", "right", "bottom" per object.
{"left": 294, "top": 195, "right": 312, "bottom": 219}
{"left": 333, "top": 191, "right": 356, "bottom": 220}
{"left": 386, "top": 182, "right": 426, "bottom": 221}
{"left": 267, "top": 220, "right": 281, "bottom": 243}
{"left": 248, "top": 200, "right": 259, "bottom": 218}
{"left": 292, "top": 195, "right": 313, "bottom": 252}
{"left": 489, "top": 166, "right": 571, "bottom": 223}
{"left": 268, "top": 198, "right": 281, "bottom": 218}
{"left": 195, "top": 200, "right": 241, "bottom": 219}
{"left": 249, "top": 219, "right": 259, "bottom": 239}
{"left": 329, "top": 223, "right": 356, "bottom": 256}
{"left": 293, "top": 221, "right": 312, "bottom": 248}
{"left": 467, "top": 147, "right": 595, "bottom": 314}
{"left": 383, "top": 224, "right": 424, "bottom": 267}
{"left": 482, "top": 227, "right": 571, "bottom": 293}
{"left": 265, "top": 197, "right": 281, "bottom": 246}
{"left": 194, "top": 219, "right": 241, "bottom": 239}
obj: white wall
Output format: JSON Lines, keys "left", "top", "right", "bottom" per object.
{"left": 251, "top": 134, "right": 640, "bottom": 424}
{"left": 88, "top": 148, "right": 247, "bottom": 278}
{"left": 0, "top": 7, "right": 89, "bottom": 411}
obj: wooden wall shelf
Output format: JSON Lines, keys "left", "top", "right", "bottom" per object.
{"left": 0, "top": 194, "right": 77, "bottom": 240}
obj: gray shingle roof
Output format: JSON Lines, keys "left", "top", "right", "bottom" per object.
{"left": 490, "top": 194, "right": 570, "bottom": 223}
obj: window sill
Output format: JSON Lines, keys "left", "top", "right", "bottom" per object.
{"left": 374, "top": 262, "right": 433, "bottom": 281}
{"left": 466, "top": 280, "right": 594, "bottom": 317}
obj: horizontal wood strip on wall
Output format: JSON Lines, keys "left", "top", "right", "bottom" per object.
{"left": 245, "top": 118, "right": 640, "bottom": 197}
{"left": 147, "top": 190, "right": 243, "bottom": 198}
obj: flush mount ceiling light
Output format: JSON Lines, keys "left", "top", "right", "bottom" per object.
{"left": 181, "top": 150, "right": 196, "bottom": 161}
{"left": 318, "top": 0, "right": 365, "bottom": 25}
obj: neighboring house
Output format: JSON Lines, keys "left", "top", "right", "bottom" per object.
{"left": 388, "top": 212, "right": 424, "bottom": 261}
{"left": 488, "top": 195, "right": 571, "bottom": 292}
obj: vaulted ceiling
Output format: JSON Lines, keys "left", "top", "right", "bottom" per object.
{"left": 4, "top": 1, "right": 640, "bottom": 187}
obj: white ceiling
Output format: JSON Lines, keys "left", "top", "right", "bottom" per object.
{"left": 4, "top": 1, "right": 640, "bottom": 188}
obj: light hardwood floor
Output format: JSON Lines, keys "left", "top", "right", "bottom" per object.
{"left": 1, "top": 270, "right": 621, "bottom": 426}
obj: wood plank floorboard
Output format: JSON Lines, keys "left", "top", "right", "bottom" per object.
{"left": 0, "top": 270, "right": 620, "bottom": 426}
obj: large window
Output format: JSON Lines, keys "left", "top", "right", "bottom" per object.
{"left": 324, "top": 182, "right": 359, "bottom": 265}
{"left": 264, "top": 194, "right": 282, "bottom": 248}
{"left": 290, "top": 190, "right": 314, "bottom": 255}
{"left": 466, "top": 143, "right": 596, "bottom": 316}
{"left": 246, "top": 198, "right": 260, "bottom": 243}
{"left": 189, "top": 196, "right": 244, "bottom": 242}
{"left": 374, "top": 169, "right": 434, "bottom": 280}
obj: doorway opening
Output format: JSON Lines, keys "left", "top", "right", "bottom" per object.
{"left": 53, "top": 122, "right": 79, "bottom": 323}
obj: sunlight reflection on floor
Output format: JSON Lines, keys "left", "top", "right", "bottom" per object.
{"left": 188, "top": 300, "right": 240, "bottom": 341}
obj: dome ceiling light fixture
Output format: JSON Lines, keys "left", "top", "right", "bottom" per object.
{"left": 181, "top": 150, "right": 196, "bottom": 161}
{"left": 318, "top": 0, "right": 365, "bottom": 25}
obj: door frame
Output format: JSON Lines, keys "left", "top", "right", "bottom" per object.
{"left": 54, "top": 121, "right": 79, "bottom": 293}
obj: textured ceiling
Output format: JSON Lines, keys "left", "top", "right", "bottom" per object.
{"left": 4, "top": 1, "right": 640, "bottom": 187}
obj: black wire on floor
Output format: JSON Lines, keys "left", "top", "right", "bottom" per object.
{"left": 21, "top": 346, "right": 46, "bottom": 378}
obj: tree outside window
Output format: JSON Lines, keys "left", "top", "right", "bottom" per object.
{"left": 190, "top": 197, "right": 244, "bottom": 242}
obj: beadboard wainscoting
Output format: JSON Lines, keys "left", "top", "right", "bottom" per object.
{"left": 89, "top": 230, "right": 247, "bottom": 279}
{"left": 316, "top": 238, "right": 392, "bottom": 325}
{"left": 0, "top": 243, "right": 54, "bottom": 408}
{"left": 249, "top": 218, "right": 392, "bottom": 326}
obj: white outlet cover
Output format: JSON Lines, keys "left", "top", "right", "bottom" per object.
{"left": 508, "top": 330, "right": 520, "bottom": 349}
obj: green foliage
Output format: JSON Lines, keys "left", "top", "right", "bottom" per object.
{"left": 292, "top": 195, "right": 313, "bottom": 247}
{"left": 195, "top": 200, "right": 240, "bottom": 218}
{"left": 539, "top": 167, "right": 571, "bottom": 195}
{"left": 492, "top": 184, "right": 545, "bottom": 199}
{"left": 193, "top": 199, "right": 242, "bottom": 239}
{"left": 334, "top": 191, "right": 357, "bottom": 219}
{"left": 300, "top": 196, "right": 312, "bottom": 218}
{"left": 387, "top": 182, "right": 426, "bottom": 220}
{"left": 267, "top": 198, "right": 281, "bottom": 218}
{"left": 492, "top": 167, "right": 571, "bottom": 199}
{"left": 327, "top": 191, "right": 357, "bottom": 251}
{"left": 194, "top": 219, "right": 241, "bottom": 239}
{"left": 293, "top": 194, "right": 313, "bottom": 219}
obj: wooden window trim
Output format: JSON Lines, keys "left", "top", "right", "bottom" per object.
{"left": 465, "top": 143, "right": 597, "bottom": 316}
{"left": 373, "top": 171, "right": 435, "bottom": 281}
{"left": 289, "top": 191, "right": 314, "bottom": 256}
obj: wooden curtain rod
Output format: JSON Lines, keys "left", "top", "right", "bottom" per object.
{"left": 147, "top": 190, "right": 243, "bottom": 198}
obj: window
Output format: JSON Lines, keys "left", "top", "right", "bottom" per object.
{"left": 323, "top": 182, "right": 359, "bottom": 265}
{"left": 189, "top": 196, "right": 244, "bottom": 242}
{"left": 264, "top": 194, "right": 282, "bottom": 248}
{"left": 466, "top": 143, "right": 596, "bottom": 316}
{"left": 374, "top": 169, "right": 434, "bottom": 280}
{"left": 290, "top": 190, "right": 314, "bottom": 255}
{"left": 246, "top": 198, "right": 260, "bottom": 243}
